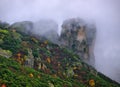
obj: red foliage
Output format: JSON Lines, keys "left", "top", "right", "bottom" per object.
{"left": 1, "top": 84, "right": 6, "bottom": 87}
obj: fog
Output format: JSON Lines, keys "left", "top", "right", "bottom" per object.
{"left": 0, "top": 0, "right": 120, "bottom": 82}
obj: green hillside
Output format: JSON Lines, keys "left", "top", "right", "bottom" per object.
{"left": 0, "top": 23, "right": 120, "bottom": 87}
{"left": 0, "top": 56, "right": 82, "bottom": 87}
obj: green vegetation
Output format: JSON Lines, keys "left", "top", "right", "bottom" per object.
{"left": 0, "top": 56, "right": 73, "bottom": 87}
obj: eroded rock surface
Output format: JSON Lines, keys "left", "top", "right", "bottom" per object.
{"left": 59, "top": 18, "right": 96, "bottom": 65}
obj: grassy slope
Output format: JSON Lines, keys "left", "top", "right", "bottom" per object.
{"left": 0, "top": 28, "right": 120, "bottom": 87}
{"left": 0, "top": 56, "right": 76, "bottom": 87}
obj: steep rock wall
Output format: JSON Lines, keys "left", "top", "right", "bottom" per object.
{"left": 59, "top": 18, "right": 96, "bottom": 65}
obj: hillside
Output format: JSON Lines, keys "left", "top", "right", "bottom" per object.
{"left": 0, "top": 22, "right": 120, "bottom": 87}
{"left": 0, "top": 56, "right": 75, "bottom": 87}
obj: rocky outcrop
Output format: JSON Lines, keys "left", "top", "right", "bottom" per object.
{"left": 10, "top": 21, "right": 33, "bottom": 34}
{"left": 10, "top": 20, "right": 59, "bottom": 44}
{"left": 25, "top": 48, "right": 34, "bottom": 68}
{"left": 59, "top": 18, "right": 96, "bottom": 65}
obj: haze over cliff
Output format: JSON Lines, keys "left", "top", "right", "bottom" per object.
{"left": 0, "top": 0, "right": 120, "bottom": 82}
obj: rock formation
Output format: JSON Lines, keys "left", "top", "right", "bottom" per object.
{"left": 25, "top": 48, "right": 34, "bottom": 68}
{"left": 59, "top": 18, "right": 96, "bottom": 65}
{"left": 10, "top": 20, "right": 59, "bottom": 44}
{"left": 10, "top": 21, "right": 33, "bottom": 34}
{"left": 9, "top": 19, "right": 96, "bottom": 65}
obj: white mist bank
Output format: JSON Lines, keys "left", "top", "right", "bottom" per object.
{"left": 0, "top": 0, "right": 120, "bottom": 82}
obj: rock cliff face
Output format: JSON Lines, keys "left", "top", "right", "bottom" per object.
{"left": 59, "top": 18, "right": 96, "bottom": 65}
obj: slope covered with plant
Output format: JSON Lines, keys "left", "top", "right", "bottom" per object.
{"left": 0, "top": 22, "right": 120, "bottom": 87}
{"left": 0, "top": 56, "right": 76, "bottom": 87}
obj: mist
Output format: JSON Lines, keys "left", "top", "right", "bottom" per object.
{"left": 0, "top": 0, "right": 120, "bottom": 82}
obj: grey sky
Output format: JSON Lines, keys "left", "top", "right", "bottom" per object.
{"left": 0, "top": 0, "right": 118, "bottom": 23}
{"left": 0, "top": 0, "right": 120, "bottom": 82}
